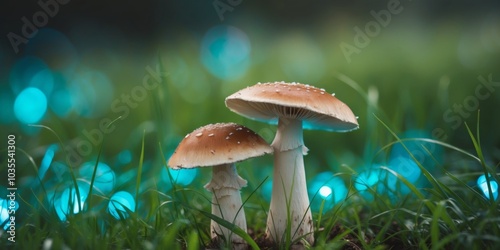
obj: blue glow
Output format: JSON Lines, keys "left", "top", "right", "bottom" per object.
{"left": 161, "top": 167, "right": 198, "bottom": 189}
{"left": 39, "top": 144, "right": 58, "bottom": 180}
{"left": 308, "top": 172, "right": 348, "bottom": 212}
{"left": 477, "top": 174, "right": 499, "bottom": 200}
{"left": 200, "top": 25, "right": 251, "bottom": 80}
{"left": 70, "top": 70, "right": 114, "bottom": 118}
{"left": 29, "top": 69, "right": 54, "bottom": 96}
{"left": 55, "top": 186, "right": 88, "bottom": 221}
{"left": 386, "top": 156, "right": 421, "bottom": 194}
{"left": 117, "top": 150, "right": 132, "bottom": 165}
{"left": 9, "top": 56, "right": 51, "bottom": 95}
{"left": 1, "top": 198, "right": 19, "bottom": 230}
{"left": 79, "top": 162, "right": 116, "bottom": 195}
{"left": 261, "top": 180, "right": 273, "bottom": 202}
{"left": 108, "top": 191, "right": 136, "bottom": 219}
{"left": 13, "top": 87, "right": 47, "bottom": 124}
{"left": 49, "top": 74, "right": 73, "bottom": 118}
{"left": 355, "top": 168, "right": 383, "bottom": 192}
{"left": 0, "top": 91, "right": 15, "bottom": 124}
{"left": 25, "top": 28, "right": 78, "bottom": 76}
{"left": 389, "top": 130, "right": 442, "bottom": 172}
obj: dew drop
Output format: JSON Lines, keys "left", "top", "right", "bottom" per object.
{"left": 195, "top": 133, "right": 203, "bottom": 137}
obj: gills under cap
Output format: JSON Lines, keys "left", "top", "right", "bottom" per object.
{"left": 225, "top": 81, "right": 359, "bottom": 132}
{"left": 168, "top": 123, "right": 273, "bottom": 169}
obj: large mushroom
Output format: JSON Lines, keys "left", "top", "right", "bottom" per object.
{"left": 168, "top": 123, "right": 273, "bottom": 247}
{"left": 225, "top": 81, "right": 359, "bottom": 245}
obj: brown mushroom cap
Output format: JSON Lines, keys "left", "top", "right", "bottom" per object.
{"left": 225, "top": 81, "right": 359, "bottom": 132}
{"left": 168, "top": 123, "right": 273, "bottom": 169}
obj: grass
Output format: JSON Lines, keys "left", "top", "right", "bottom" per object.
{"left": 2, "top": 113, "right": 499, "bottom": 250}
{"left": 1, "top": 69, "right": 499, "bottom": 249}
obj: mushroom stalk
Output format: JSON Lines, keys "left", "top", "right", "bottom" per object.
{"left": 266, "top": 118, "right": 314, "bottom": 245}
{"left": 204, "top": 163, "right": 248, "bottom": 247}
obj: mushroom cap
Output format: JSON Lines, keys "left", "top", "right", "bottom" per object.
{"left": 225, "top": 81, "right": 359, "bottom": 132}
{"left": 168, "top": 123, "right": 273, "bottom": 169}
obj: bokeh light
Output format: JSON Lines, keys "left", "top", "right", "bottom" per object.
{"left": 39, "top": 144, "right": 59, "bottom": 180}
{"left": 0, "top": 90, "right": 16, "bottom": 124}
{"left": 477, "top": 174, "right": 499, "bottom": 200}
{"left": 389, "top": 130, "right": 442, "bottom": 173}
{"left": 200, "top": 25, "right": 251, "bottom": 80}
{"left": 9, "top": 56, "right": 52, "bottom": 95}
{"left": 49, "top": 73, "right": 73, "bottom": 118}
{"left": 308, "top": 171, "right": 348, "bottom": 213}
{"left": 70, "top": 70, "right": 114, "bottom": 118}
{"left": 1, "top": 198, "right": 19, "bottom": 230}
{"left": 108, "top": 191, "right": 136, "bottom": 219}
{"left": 160, "top": 167, "right": 198, "bottom": 191}
{"left": 354, "top": 167, "right": 386, "bottom": 200}
{"left": 386, "top": 156, "right": 421, "bottom": 195}
{"left": 117, "top": 150, "right": 132, "bottom": 165}
{"left": 261, "top": 180, "right": 273, "bottom": 202}
{"left": 13, "top": 87, "right": 48, "bottom": 124}
{"left": 55, "top": 186, "right": 88, "bottom": 221}
{"left": 78, "top": 162, "right": 116, "bottom": 195}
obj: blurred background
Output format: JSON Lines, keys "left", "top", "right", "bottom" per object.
{"left": 1, "top": 0, "right": 500, "bottom": 216}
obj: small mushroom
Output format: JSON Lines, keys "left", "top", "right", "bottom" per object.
{"left": 225, "top": 81, "right": 359, "bottom": 245}
{"left": 168, "top": 123, "right": 273, "bottom": 247}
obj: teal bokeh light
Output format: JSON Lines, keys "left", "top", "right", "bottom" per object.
{"left": 13, "top": 87, "right": 48, "bottom": 124}
{"left": 477, "top": 174, "right": 498, "bottom": 200}
{"left": 308, "top": 172, "right": 348, "bottom": 213}
{"left": 108, "top": 191, "right": 136, "bottom": 219}
{"left": 160, "top": 167, "right": 198, "bottom": 190}
{"left": 55, "top": 186, "right": 88, "bottom": 221}
{"left": 0, "top": 91, "right": 15, "bottom": 124}
{"left": 79, "top": 162, "right": 116, "bottom": 195}
{"left": 386, "top": 156, "right": 421, "bottom": 195}
{"left": 39, "top": 144, "right": 59, "bottom": 180}
{"left": 70, "top": 70, "right": 114, "bottom": 118}
{"left": 200, "top": 25, "right": 251, "bottom": 80}
{"left": 117, "top": 150, "right": 132, "bottom": 165}
{"left": 9, "top": 56, "right": 52, "bottom": 95}
{"left": 389, "top": 130, "right": 442, "bottom": 173}
{"left": 354, "top": 167, "right": 386, "bottom": 201}
{"left": 1, "top": 198, "right": 19, "bottom": 230}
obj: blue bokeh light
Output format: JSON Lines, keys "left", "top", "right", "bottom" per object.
{"left": 477, "top": 174, "right": 499, "bottom": 200}
{"left": 55, "top": 186, "right": 88, "bottom": 221}
{"left": 70, "top": 70, "right": 114, "bottom": 118}
{"left": 308, "top": 172, "right": 348, "bottom": 212}
{"left": 39, "top": 144, "right": 59, "bottom": 180}
{"left": 108, "top": 191, "right": 136, "bottom": 219}
{"left": 49, "top": 73, "right": 73, "bottom": 118}
{"left": 0, "top": 91, "right": 15, "bottom": 124}
{"left": 261, "top": 180, "right": 273, "bottom": 202}
{"left": 386, "top": 156, "right": 421, "bottom": 195}
{"left": 13, "top": 87, "right": 48, "bottom": 124}
{"left": 354, "top": 167, "right": 387, "bottom": 201}
{"left": 160, "top": 167, "right": 198, "bottom": 190}
{"left": 200, "top": 25, "right": 251, "bottom": 80}
{"left": 78, "top": 162, "right": 116, "bottom": 195}
{"left": 389, "top": 130, "right": 442, "bottom": 172}
{"left": 117, "top": 150, "right": 132, "bottom": 165}
{"left": 1, "top": 198, "right": 19, "bottom": 230}
{"left": 9, "top": 56, "right": 52, "bottom": 95}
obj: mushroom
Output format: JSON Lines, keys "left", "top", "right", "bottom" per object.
{"left": 225, "top": 81, "right": 359, "bottom": 245}
{"left": 168, "top": 123, "right": 273, "bottom": 247}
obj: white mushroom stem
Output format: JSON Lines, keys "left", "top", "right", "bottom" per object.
{"left": 266, "top": 117, "right": 314, "bottom": 245}
{"left": 204, "top": 163, "right": 248, "bottom": 246}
